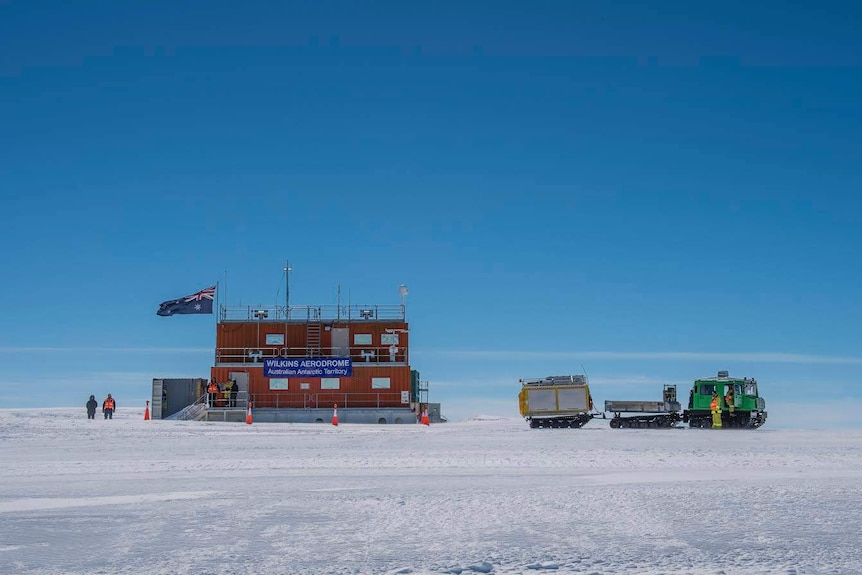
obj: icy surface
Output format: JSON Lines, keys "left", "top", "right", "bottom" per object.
{"left": 1, "top": 408, "right": 860, "bottom": 574}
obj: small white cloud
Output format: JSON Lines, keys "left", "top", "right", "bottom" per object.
{"left": 421, "top": 349, "right": 862, "bottom": 365}
{"left": 589, "top": 374, "right": 671, "bottom": 387}
{"left": 0, "top": 346, "right": 211, "bottom": 354}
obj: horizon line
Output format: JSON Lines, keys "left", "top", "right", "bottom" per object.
{"left": 418, "top": 349, "right": 862, "bottom": 365}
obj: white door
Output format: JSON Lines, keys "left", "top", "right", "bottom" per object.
{"left": 229, "top": 371, "right": 250, "bottom": 407}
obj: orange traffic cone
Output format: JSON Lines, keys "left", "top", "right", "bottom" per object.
{"left": 332, "top": 403, "right": 339, "bottom": 426}
{"left": 144, "top": 400, "right": 150, "bottom": 421}
{"left": 246, "top": 402, "right": 253, "bottom": 425}
{"left": 421, "top": 408, "right": 430, "bottom": 426}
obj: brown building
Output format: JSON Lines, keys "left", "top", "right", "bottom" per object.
{"left": 203, "top": 298, "right": 426, "bottom": 423}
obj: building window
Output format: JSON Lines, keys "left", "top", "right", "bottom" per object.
{"left": 372, "top": 377, "right": 391, "bottom": 389}
{"left": 353, "top": 334, "right": 372, "bottom": 345}
{"left": 321, "top": 378, "right": 340, "bottom": 390}
{"left": 265, "top": 334, "right": 285, "bottom": 346}
{"left": 269, "top": 379, "right": 289, "bottom": 390}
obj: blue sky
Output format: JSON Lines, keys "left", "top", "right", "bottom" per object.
{"left": 2, "top": 1, "right": 861, "bottom": 427}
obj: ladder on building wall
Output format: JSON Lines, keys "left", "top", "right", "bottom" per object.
{"left": 306, "top": 307, "right": 322, "bottom": 357}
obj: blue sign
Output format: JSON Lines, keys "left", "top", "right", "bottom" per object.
{"left": 264, "top": 358, "right": 353, "bottom": 378}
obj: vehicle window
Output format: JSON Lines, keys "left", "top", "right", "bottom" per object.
{"left": 745, "top": 382, "right": 757, "bottom": 396}
{"left": 700, "top": 384, "right": 715, "bottom": 395}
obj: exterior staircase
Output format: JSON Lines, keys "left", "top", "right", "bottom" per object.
{"left": 167, "top": 402, "right": 207, "bottom": 421}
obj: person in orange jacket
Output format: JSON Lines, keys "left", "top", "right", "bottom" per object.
{"left": 207, "top": 380, "right": 219, "bottom": 407}
{"left": 710, "top": 391, "right": 722, "bottom": 429}
{"left": 102, "top": 394, "right": 116, "bottom": 420}
{"left": 724, "top": 386, "right": 736, "bottom": 415}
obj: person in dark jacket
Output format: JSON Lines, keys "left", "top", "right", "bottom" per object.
{"left": 86, "top": 395, "right": 98, "bottom": 419}
{"left": 229, "top": 380, "right": 238, "bottom": 407}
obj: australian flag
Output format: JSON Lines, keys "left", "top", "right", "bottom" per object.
{"left": 157, "top": 286, "right": 216, "bottom": 316}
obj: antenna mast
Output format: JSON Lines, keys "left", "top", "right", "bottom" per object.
{"left": 284, "top": 260, "right": 291, "bottom": 318}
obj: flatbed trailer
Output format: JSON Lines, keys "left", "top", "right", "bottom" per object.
{"left": 605, "top": 385, "right": 683, "bottom": 428}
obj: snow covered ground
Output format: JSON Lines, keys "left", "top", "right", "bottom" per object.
{"left": 1, "top": 409, "right": 860, "bottom": 575}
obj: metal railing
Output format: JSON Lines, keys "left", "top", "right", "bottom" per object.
{"left": 168, "top": 402, "right": 207, "bottom": 421}
{"left": 168, "top": 391, "right": 407, "bottom": 417}
{"left": 249, "top": 392, "right": 406, "bottom": 409}
{"left": 205, "top": 391, "right": 250, "bottom": 409}
{"left": 168, "top": 393, "right": 210, "bottom": 421}
{"left": 220, "top": 304, "right": 405, "bottom": 322}
{"left": 216, "top": 345, "right": 407, "bottom": 365}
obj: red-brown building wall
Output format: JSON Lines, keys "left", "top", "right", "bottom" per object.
{"left": 215, "top": 321, "right": 408, "bottom": 363}
{"left": 209, "top": 365, "right": 412, "bottom": 408}
{"left": 211, "top": 320, "right": 411, "bottom": 409}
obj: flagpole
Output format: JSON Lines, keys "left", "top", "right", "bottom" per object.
{"left": 221, "top": 272, "right": 226, "bottom": 363}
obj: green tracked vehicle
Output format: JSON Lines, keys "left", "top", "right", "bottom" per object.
{"left": 604, "top": 370, "right": 768, "bottom": 429}
{"left": 684, "top": 370, "right": 767, "bottom": 429}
